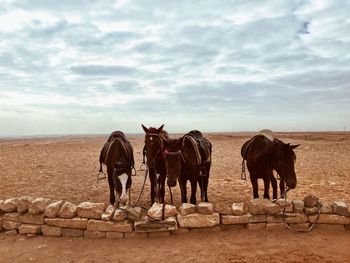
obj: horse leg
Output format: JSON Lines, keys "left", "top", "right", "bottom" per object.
{"left": 250, "top": 176, "right": 259, "bottom": 199}
{"left": 178, "top": 177, "right": 187, "bottom": 203}
{"left": 190, "top": 177, "right": 197, "bottom": 205}
{"left": 280, "top": 179, "right": 285, "bottom": 196}
{"left": 270, "top": 175, "right": 278, "bottom": 200}
{"left": 149, "top": 169, "right": 157, "bottom": 204}
{"left": 203, "top": 164, "right": 210, "bottom": 202}
{"left": 263, "top": 177, "right": 270, "bottom": 199}
{"left": 158, "top": 174, "right": 166, "bottom": 204}
{"left": 108, "top": 174, "right": 115, "bottom": 205}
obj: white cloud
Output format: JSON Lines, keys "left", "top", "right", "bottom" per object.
{"left": 0, "top": 0, "right": 349, "bottom": 136}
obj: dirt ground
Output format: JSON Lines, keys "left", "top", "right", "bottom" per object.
{"left": 1, "top": 132, "right": 350, "bottom": 262}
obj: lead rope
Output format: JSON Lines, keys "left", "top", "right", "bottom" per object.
{"left": 241, "top": 159, "right": 247, "bottom": 180}
{"left": 275, "top": 185, "right": 322, "bottom": 232}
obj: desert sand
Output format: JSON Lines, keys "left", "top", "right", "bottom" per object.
{"left": 1, "top": 132, "right": 350, "bottom": 262}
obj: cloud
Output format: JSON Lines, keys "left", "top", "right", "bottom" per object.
{"left": 0, "top": 0, "right": 349, "bottom": 135}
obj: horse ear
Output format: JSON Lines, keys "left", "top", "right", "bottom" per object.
{"left": 290, "top": 144, "right": 300, "bottom": 149}
{"left": 157, "top": 124, "right": 164, "bottom": 133}
{"left": 141, "top": 124, "right": 149, "bottom": 133}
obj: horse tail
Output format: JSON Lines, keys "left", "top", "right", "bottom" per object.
{"left": 241, "top": 158, "right": 247, "bottom": 180}
{"left": 183, "top": 135, "right": 201, "bottom": 166}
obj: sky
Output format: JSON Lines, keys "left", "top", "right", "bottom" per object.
{"left": 0, "top": 0, "right": 349, "bottom": 136}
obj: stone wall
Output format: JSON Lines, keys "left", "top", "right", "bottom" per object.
{"left": 1, "top": 196, "right": 349, "bottom": 238}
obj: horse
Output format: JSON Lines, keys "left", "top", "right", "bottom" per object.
{"left": 241, "top": 129, "right": 299, "bottom": 199}
{"left": 141, "top": 124, "right": 169, "bottom": 204}
{"left": 99, "top": 131, "right": 135, "bottom": 206}
{"left": 164, "top": 130, "right": 212, "bottom": 204}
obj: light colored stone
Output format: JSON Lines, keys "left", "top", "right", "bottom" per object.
{"left": 87, "top": 219, "right": 133, "bottom": 232}
{"left": 283, "top": 213, "right": 308, "bottom": 224}
{"left": 215, "top": 204, "right": 232, "bottom": 215}
{"left": 41, "top": 225, "right": 62, "bottom": 236}
{"left": 331, "top": 201, "right": 349, "bottom": 216}
{"left": 2, "top": 220, "right": 21, "bottom": 230}
{"left": 57, "top": 202, "right": 77, "bottom": 219}
{"left": 266, "top": 215, "right": 283, "bottom": 223}
{"left": 248, "top": 199, "right": 279, "bottom": 215}
{"left": 17, "top": 196, "right": 34, "bottom": 213}
{"left": 77, "top": 202, "right": 106, "bottom": 219}
{"left": 101, "top": 205, "right": 115, "bottom": 221}
{"left": 304, "top": 195, "right": 319, "bottom": 207}
{"left": 247, "top": 223, "right": 266, "bottom": 230}
{"left": 45, "top": 218, "right": 88, "bottom": 229}
{"left": 44, "top": 201, "right": 64, "bottom": 218}
{"left": 292, "top": 199, "right": 304, "bottom": 213}
{"left": 275, "top": 199, "right": 293, "bottom": 212}
{"left": 197, "top": 202, "right": 214, "bottom": 215}
{"left": 221, "top": 215, "right": 249, "bottom": 225}
{"left": 232, "top": 203, "right": 245, "bottom": 216}
{"left": 113, "top": 209, "right": 127, "bottom": 221}
{"left": 3, "top": 213, "right": 44, "bottom": 225}
{"left": 4, "top": 230, "right": 17, "bottom": 236}
{"left": 304, "top": 207, "right": 319, "bottom": 215}
{"left": 62, "top": 228, "right": 84, "bottom": 237}
{"left": 19, "top": 224, "right": 41, "bottom": 235}
{"left": 28, "top": 198, "right": 50, "bottom": 215}
{"left": 248, "top": 214, "right": 266, "bottom": 223}
{"left": 147, "top": 202, "right": 177, "bottom": 219}
{"left": 308, "top": 214, "right": 350, "bottom": 224}
{"left": 320, "top": 202, "right": 333, "bottom": 214}
{"left": 134, "top": 216, "right": 178, "bottom": 232}
{"left": 0, "top": 198, "right": 18, "bottom": 213}
{"left": 106, "top": 232, "right": 124, "bottom": 239}
{"left": 177, "top": 213, "right": 220, "bottom": 228}
{"left": 84, "top": 230, "right": 106, "bottom": 239}
{"left": 123, "top": 206, "right": 142, "bottom": 220}
{"left": 179, "top": 203, "right": 197, "bottom": 216}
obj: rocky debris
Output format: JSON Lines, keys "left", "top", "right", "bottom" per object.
{"left": 147, "top": 203, "right": 177, "bottom": 219}
{"left": 221, "top": 214, "right": 249, "bottom": 225}
{"left": 331, "top": 201, "right": 349, "bottom": 217}
{"left": 214, "top": 204, "right": 232, "bottom": 215}
{"left": 3, "top": 212, "right": 45, "bottom": 225}
{"left": 231, "top": 203, "right": 245, "bottom": 216}
{"left": 76, "top": 202, "right": 106, "bottom": 219}
{"left": 179, "top": 203, "right": 197, "bottom": 216}
{"left": 17, "top": 196, "right": 34, "bottom": 213}
{"left": 28, "top": 198, "right": 50, "bottom": 215}
{"left": 197, "top": 202, "right": 214, "bottom": 215}
{"left": 177, "top": 213, "right": 220, "bottom": 228}
{"left": 303, "top": 195, "right": 319, "bottom": 208}
{"left": 248, "top": 199, "right": 279, "bottom": 215}
{"left": 283, "top": 213, "right": 308, "bottom": 224}
{"left": 304, "top": 207, "right": 319, "bottom": 215}
{"left": 2, "top": 220, "right": 21, "bottom": 230}
{"left": 320, "top": 202, "right": 333, "bottom": 214}
{"left": 0, "top": 198, "right": 19, "bottom": 213}
{"left": 275, "top": 199, "right": 293, "bottom": 212}
{"left": 57, "top": 202, "right": 77, "bottom": 219}
{"left": 4, "top": 230, "right": 18, "bottom": 236}
{"left": 101, "top": 205, "right": 115, "bottom": 221}
{"left": 134, "top": 216, "right": 178, "bottom": 232}
{"left": 122, "top": 206, "right": 142, "bottom": 221}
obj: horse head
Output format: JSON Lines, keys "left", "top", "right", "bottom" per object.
{"left": 270, "top": 141, "right": 300, "bottom": 189}
{"left": 163, "top": 138, "right": 183, "bottom": 187}
{"left": 141, "top": 124, "right": 165, "bottom": 169}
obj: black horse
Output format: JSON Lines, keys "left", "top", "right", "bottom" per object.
{"left": 141, "top": 124, "right": 169, "bottom": 204}
{"left": 241, "top": 130, "right": 299, "bottom": 199}
{"left": 164, "top": 130, "right": 212, "bottom": 204}
{"left": 99, "top": 131, "right": 134, "bottom": 206}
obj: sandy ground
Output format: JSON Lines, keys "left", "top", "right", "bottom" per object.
{"left": 1, "top": 132, "right": 350, "bottom": 262}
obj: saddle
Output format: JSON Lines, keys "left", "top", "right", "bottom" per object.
{"left": 102, "top": 132, "right": 134, "bottom": 167}
{"left": 241, "top": 129, "right": 276, "bottom": 160}
{"left": 185, "top": 130, "right": 212, "bottom": 164}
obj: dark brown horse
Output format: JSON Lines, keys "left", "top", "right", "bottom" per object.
{"left": 164, "top": 130, "right": 212, "bottom": 204}
{"left": 99, "top": 131, "right": 134, "bottom": 206}
{"left": 141, "top": 124, "right": 169, "bottom": 204}
{"left": 241, "top": 130, "right": 299, "bottom": 199}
